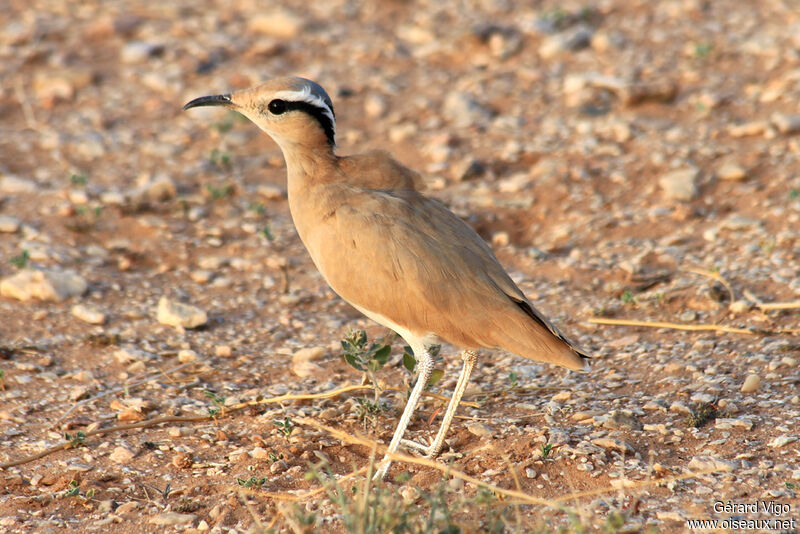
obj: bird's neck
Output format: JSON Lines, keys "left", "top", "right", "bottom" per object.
{"left": 281, "top": 142, "right": 338, "bottom": 192}
{"left": 280, "top": 143, "right": 339, "bottom": 240}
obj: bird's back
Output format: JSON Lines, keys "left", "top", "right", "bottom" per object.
{"left": 292, "top": 151, "right": 587, "bottom": 371}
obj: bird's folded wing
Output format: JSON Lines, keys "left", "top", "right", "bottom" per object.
{"left": 307, "top": 186, "right": 587, "bottom": 368}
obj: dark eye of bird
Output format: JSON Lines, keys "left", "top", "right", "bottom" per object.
{"left": 268, "top": 99, "right": 287, "bottom": 115}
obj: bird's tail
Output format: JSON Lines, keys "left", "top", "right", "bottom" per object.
{"left": 488, "top": 296, "right": 589, "bottom": 371}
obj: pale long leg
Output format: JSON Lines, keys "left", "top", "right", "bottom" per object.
{"left": 426, "top": 349, "right": 476, "bottom": 456}
{"left": 401, "top": 350, "right": 476, "bottom": 456}
{"left": 373, "top": 347, "right": 434, "bottom": 481}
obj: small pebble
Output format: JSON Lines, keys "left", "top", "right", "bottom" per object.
{"left": 740, "top": 374, "right": 761, "bottom": 393}
{"left": 149, "top": 512, "right": 197, "bottom": 526}
{"left": 71, "top": 304, "right": 106, "bottom": 325}
{"left": 729, "top": 300, "right": 751, "bottom": 313}
{"left": 270, "top": 460, "right": 289, "bottom": 474}
{"left": 116, "top": 502, "right": 138, "bottom": 515}
{"left": 0, "top": 215, "right": 20, "bottom": 233}
{"left": 215, "top": 345, "right": 233, "bottom": 357}
{"left": 0, "top": 175, "right": 38, "bottom": 194}
{"left": 172, "top": 451, "right": 194, "bottom": 469}
{"left": 728, "top": 121, "right": 767, "bottom": 137}
{"left": 467, "top": 422, "right": 494, "bottom": 438}
{"left": 771, "top": 113, "right": 800, "bottom": 134}
{"left": 248, "top": 10, "right": 303, "bottom": 38}
{"left": 660, "top": 168, "right": 699, "bottom": 201}
{"left": 156, "top": 297, "right": 207, "bottom": 328}
{"left": 768, "top": 436, "right": 797, "bottom": 448}
{"left": 688, "top": 456, "right": 735, "bottom": 473}
{"left": 0, "top": 270, "right": 88, "bottom": 302}
{"left": 178, "top": 349, "right": 198, "bottom": 363}
{"left": 400, "top": 485, "right": 419, "bottom": 504}
{"left": 109, "top": 446, "right": 136, "bottom": 464}
{"left": 716, "top": 163, "right": 747, "bottom": 181}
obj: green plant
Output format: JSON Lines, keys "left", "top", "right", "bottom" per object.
{"left": 66, "top": 205, "right": 104, "bottom": 233}
{"left": 64, "top": 431, "right": 87, "bottom": 448}
{"left": 789, "top": 188, "right": 800, "bottom": 199}
{"left": 694, "top": 42, "right": 713, "bottom": 59}
{"left": 402, "top": 344, "right": 444, "bottom": 387}
{"left": 294, "top": 461, "right": 523, "bottom": 533}
{"left": 355, "top": 397, "right": 386, "bottom": 430}
{"left": 507, "top": 372, "right": 519, "bottom": 389}
{"left": 175, "top": 498, "right": 200, "bottom": 513}
{"left": 70, "top": 173, "right": 88, "bottom": 186}
{"left": 248, "top": 202, "right": 267, "bottom": 215}
{"left": 64, "top": 480, "right": 81, "bottom": 498}
{"left": 341, "top": 330, "right": 392, "bottom": 402}
{"left": 540, "top": 442, "right": 554, "bottom": 459}
{"left": 620, "top": 290, "right": 636, "bottom": 304}
{"left": 203, "top": 390, "right": 226, "bottom": 417}
{"left": 10, "top": 250, "right": 29, "bottom": 269}
{"left": 62, "top": 480, "right": 95, "bottom": 501}
{"left": 209, "top": 148, "right": 232, "bottom": 170}
{"left": 604, "top": 511, "right": 627, "bottom": 533}
{"left": 268, "top": 451, "right": 283, "bottom": 463}
{"left": 686, "top": 402, "right": 719, "bottom": 428}
{"left": 213, "top": 110, "right": 248, "bottom": 134}
{"left": 206, "top": 183, "right": 233, "bottom": 199}
{"left": 0, "top": 369, "right": 4, "bottom": 390}
{"left": 237, "top": 476, "right": 267, "bottom": 488}
{"left": 142, "top": 482, "right": 172, "bottom": 505}
{"left": 260, "top": 224, "right": 275, "bottom": 242}
{"left": 274, "top": 417, "right": 294, "bottom": 440}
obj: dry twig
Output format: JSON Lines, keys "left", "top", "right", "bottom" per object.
{"left": 260, "top": 417, "right": 728, "bottom": 513}
{"left": 1, "top": 382, "right": 477, "bottom": 469}
{"left": 588, "top": 317, "right": 800, "bottom": 335}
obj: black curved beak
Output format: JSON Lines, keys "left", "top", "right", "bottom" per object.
{"left": 183, "top": 93, "right": 233, "bottom": 111}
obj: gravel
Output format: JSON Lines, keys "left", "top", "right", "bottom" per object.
{"left": 1, "top": 0, "right": 799, "bottom": 531}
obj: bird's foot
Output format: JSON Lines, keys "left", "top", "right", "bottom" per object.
{"left": 372, "top": 459, "right": 390, "bottom": 482}
{"left": 401, "top": 438, "right": 442, "bottom": 458}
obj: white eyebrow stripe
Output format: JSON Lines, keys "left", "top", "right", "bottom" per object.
{"left": 272, "top": 87, "right": 336, "bottom": 137}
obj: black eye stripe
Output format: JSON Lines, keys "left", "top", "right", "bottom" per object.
{"left": 266, "top": 99, "right": 336, "bottom": 147}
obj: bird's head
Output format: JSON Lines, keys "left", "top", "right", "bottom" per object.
{"left": 183, "top": 77, "right": 336, "bottom": 152}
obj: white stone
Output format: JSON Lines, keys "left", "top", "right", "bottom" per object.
{"left": 71, "top": 304, "right": 106, "bottom": 325}
{"left": 688, "top": 456, "right": 736, "bottom": 473}
{"left": 113, "top": 347, "right": 153, "bottom": 364}
{"left": 292, "top": 359, "right": 322, "bottom": 378}
{"left": 771, "top": 113, "right": 800, "bottom": 134}
{"left": 0, "top": 216, "right": 20, "bottom": 233}
{"left": 178, "top": 349, "right": 198, "bottom": 363}
{"left": 1, "top": 270, "right": 88, "bottom": 302}
{"left": 149, "top": 512, "right": 197, "bottom": 526}
{"left": 467, "top": 422, "right": 494, "bottom": 438}
{"left": 156, "top": 297, "right": 207, "bottom": 328}
{"left": 716, "top": 163, "right": 747, "bottom": 181}
{"left": 444, "top": 92, "right": 492, "bottom": 128}
{"left": 740, "top": 374, "right": 761, "bottom": 393}
{"left": 109, "top": 446, "right": 135, "bottom": 464}
{"left": 729, "top": 300, "right": 751, "bottom": 313}
{"left": 660, "top": 168, "right": 699, "bottom": 201}
{"left": 121, "top": 41, "right": 160, "bottom": 64}
{"left": 768, "top": 436, "right": 797, "bottom": 448}
{"left": 248, "top": 11, "right": 303, "bottom": 38}
{"left": 592, "top": 437, "right": 635, "bottom": 453}
{"left": 0, "top": 175, "right": 38, "bottom": 194}
{"left": 364, "top": 94, "right": 387, "bottom": 118}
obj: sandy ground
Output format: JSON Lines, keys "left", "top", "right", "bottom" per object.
{"left": 1, "top": 0, "right": 799, "bottom": 532}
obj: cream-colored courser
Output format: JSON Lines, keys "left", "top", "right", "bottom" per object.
{"left": 184, "top": 77, "right": 589, "bottom": 480}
